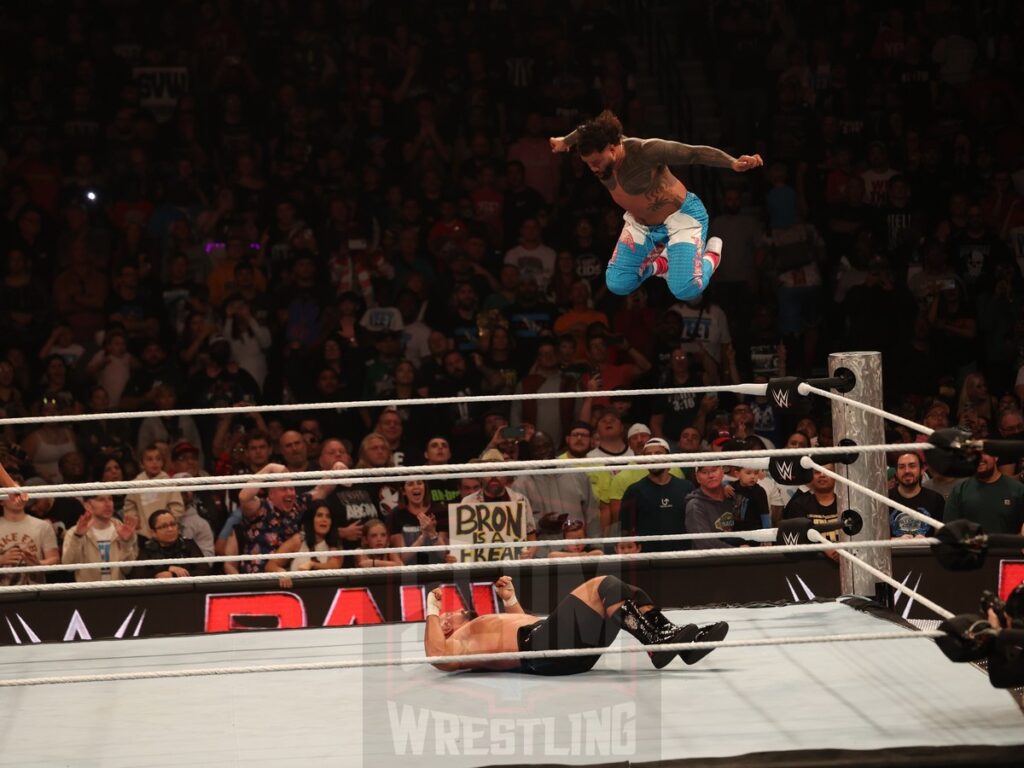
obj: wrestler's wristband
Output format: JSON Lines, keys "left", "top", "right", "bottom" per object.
{"left": 427, "top": 592, "right": 442, "bottom": 617}
{"left": 503, "top": 593, "right": 518, "bottom": 608}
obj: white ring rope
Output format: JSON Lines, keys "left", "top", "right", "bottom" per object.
{"left": 0, "top": 382, "right": 768, "bottom": 427}
{"left": 9, "top": 458, "right": 773, "bottom": 499}
{"left": 806, "top": 530, "right": 954, "bottom": 620}
{"left": 1, "top": 528, "right": 792, "bottom": 576}
{"left": 0, "top": 628, "right": 945, "bottom": 688}
{"left": 799, "top": 383, "right": 934, "bottom": 437}
{"left": 0, "top": 539, "right": 932, "bottom": 595}
{"left": 802, "top": 457, "right": 945, "bottom": 531}
{"left": 6, "top": 443, "right": 931, "bottom": 498}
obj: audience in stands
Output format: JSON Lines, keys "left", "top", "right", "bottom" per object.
{"left": 0, "top": 0, "right": 1021, "bottom": 588}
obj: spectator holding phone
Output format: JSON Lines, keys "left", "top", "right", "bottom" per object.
{"left": 579, "top": 327, "right": 651, "bottom": 406}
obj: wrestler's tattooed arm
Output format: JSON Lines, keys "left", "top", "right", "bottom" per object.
{"left": 561, "top": 128, "right": 580, "bottom": 148}
{"left": 636, "top": 138, "right": 737, "bottom": 169}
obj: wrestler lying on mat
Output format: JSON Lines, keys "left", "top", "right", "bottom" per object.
{"left": 425, "top": 575, "right": 728, "bottom": 675}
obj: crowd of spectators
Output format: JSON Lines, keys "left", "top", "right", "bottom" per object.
{"left": 1, "top": 1, "right": 1023, "bottom": 585}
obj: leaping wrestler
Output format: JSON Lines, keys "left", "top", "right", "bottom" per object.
{"left": 550, "top": 110, "right": 762, "bottom": 301}
{"left": 425, "top": 575, "right": 728, "bottom": 675}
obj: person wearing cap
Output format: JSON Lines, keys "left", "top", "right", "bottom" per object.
{"left": 460, "top": 449, "right": 538, "bottom": 559}
{"left": 62, "top": 495, "right": 138, "bottom": 582}
{"left": 558, "top": 421, "right": 595, "bottom": 460}
{"left": 607, "top": 425, "right": 686, "bottom": 536}
{"left": 618, "top": 438, "right": 694, "bottom": 550}
{"left": 684, "top": 463, "right": 759, "bottom": 550}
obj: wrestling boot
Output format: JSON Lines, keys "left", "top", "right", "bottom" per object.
{"left": 678, "top": 621, "right": 730, "bottom": 665}
{"left": 645, "top": 608, "right": 730, "bottom": 665}
{"left": 616, "top": 600, "right": 698, "bottom": 669}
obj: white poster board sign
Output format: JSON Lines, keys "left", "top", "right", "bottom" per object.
{"left": 448, "top": 500, "right": 528, "bottom": 562}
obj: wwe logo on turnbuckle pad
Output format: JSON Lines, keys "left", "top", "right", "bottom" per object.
{"left": 775, "top": 461, "right": 795, "bottom": 482}
{"left": 766, "top": 377, "right": 800, "bottom": 410}
{"left": 780, "top": 531, "right": 801, "bottom": 547}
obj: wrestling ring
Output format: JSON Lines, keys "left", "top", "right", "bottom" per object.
{"left": 1, "top": 351, "right": 1023, "bottom": 767}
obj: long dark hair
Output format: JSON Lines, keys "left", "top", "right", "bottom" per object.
{"left": 303, "top": 502, "right": 340, "bottom": 550}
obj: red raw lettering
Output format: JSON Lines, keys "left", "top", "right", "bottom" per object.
{"left": 205, "top": 592, "right": 306, "bottom": 633}
{"left": 998, "top": 561, "right": 1024, "bottom": 602}
{"left": 323, "top": 588, "right": 385, "bottom": 626}
{"left": 471, "top": 582, "right": 498, "bottom": 615}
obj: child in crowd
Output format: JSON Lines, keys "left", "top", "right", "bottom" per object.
{"left": 354, "top": 519, "right": 404, "bottom": 568}
{"left": 614, "top": 538, "right": 641, "bottom": 556}
{"left": 122, "top": 444, "right": 184, "bottom": 538}
{"left": 547, "top": 518, "right": 604, "bottom": 558}
{"left": 732, "top": 465, "right": 771, "bottom": 530}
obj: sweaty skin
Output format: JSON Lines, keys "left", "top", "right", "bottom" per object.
{"left": 436, "top": 613, "right": 542, "bottom": 671}
{"left": 560, "top": 134, "right": 747, "bottom": 226}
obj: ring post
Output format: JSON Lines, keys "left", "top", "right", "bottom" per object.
{"left": 827, "top": 351, "right": 893, "bottom": 600}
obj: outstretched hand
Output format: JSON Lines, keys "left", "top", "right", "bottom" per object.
{"left": 732, "top": 154, "right": 764, "bottom": 172}
{"left": 549, "top": 137, "right": 570, "bottom": 153}
{"left": 116, "top": 516, "right": 137, "bottom": 542}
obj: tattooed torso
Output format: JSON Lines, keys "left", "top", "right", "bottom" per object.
{"left": 602, "top": 138, "right": 687, "bottom": 225}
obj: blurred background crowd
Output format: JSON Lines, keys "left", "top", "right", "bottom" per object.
{"left": 0, "top": 0, "right": 1022, "bottom": 580}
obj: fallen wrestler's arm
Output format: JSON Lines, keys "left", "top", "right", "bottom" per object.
{"left": 423, "top": 588, "right": 473, "bottom": 671}
{"left": 495, "top": 575, "right": 524, "bottom": 614}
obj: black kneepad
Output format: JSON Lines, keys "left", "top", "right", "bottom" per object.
{"left": 597, "top": 576, "right": 653, "bottom": 608}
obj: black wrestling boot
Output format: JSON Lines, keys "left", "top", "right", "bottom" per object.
{"left": 616, "top": 600, "right": 699, "bottom": 669}
{"left": 678, "top": 622, "right": 730, "bottom": 665}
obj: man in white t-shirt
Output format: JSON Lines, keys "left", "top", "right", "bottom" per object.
{"left": 668, "top": 295, "right": 737, "bottom": 380}
{"left": 62, "top": 494, "right": 139, "bottom": 582}
{"left": 0, "top": 474, "right": 60, "bottom": 586}
{"left": 461, "top": 450, "right": 539, "bottom": 559}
